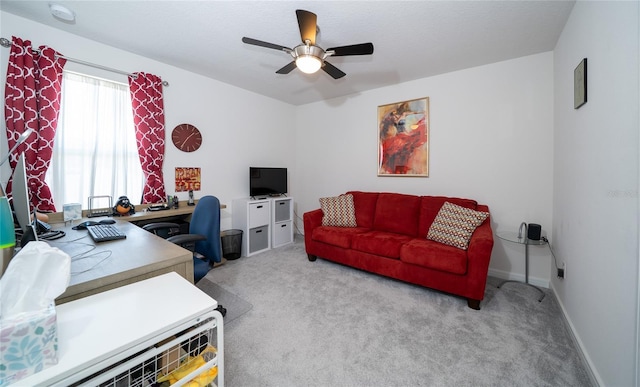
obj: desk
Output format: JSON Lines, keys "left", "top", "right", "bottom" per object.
{"left": 34, "top": 200, "right": 226, "bottom": 303}
{"left": 126, "top": 201, "right": 207, "bottom": 223}
{"left": 49, "top": 219, "right": 193, "bottom": 304}
{"left": 46, "top": 200, "right": 221, "bottom": 225}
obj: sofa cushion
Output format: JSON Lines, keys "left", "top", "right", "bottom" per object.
{"left": 426, "top": 202, "right": 489, "bottom": 250}
{"left": 351, "top": 231, "right": 413, "bottom": 259}
{"left": 418, "top": 196, "right": 478, "bottom": 236}
{"left": 346, "top": 191, "right": 379, "bottom": 229}
{"left": 400, "top": 238, "right": 468, "bottom": 275}
{"left": 319, "top": 194, "right": 357, "bottom": 227}
{"left": 373, "top": 193, "right": 421, "bottom": 236}
{"left": 311, "top": 226, "right": 369, "bottom": 249}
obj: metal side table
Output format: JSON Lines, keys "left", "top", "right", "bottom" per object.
{"left": 496, "top": 228, "right": 547, "bottom": 302}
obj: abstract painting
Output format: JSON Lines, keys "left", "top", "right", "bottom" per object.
{"left": 377, "top": 97, "right": 429, "bottom": 176}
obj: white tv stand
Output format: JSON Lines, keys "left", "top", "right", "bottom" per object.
{"left": 232, "top": 196, "right": 294, "bottom": 257}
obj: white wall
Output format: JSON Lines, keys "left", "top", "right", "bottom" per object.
{"left": 294, "top": 52, "right": 556, "bottom": 286}
{"left": 0, "top": 11, "right": 297, "bottom": 230}
{"left": 552, "top": 1, "right": 640, "bottom": 386}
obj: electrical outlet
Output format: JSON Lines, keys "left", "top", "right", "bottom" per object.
{"left": 557, "top": 262, "right": 566, "bottom": 279}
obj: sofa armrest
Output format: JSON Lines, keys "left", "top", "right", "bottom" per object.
{"left": 303, "top": 208, "right": 324, "bottom": 257}
{"left": 465, "top": 205, "right": 494, "bottom": 300}
{"left": 303, "top": 208, "right": 323, "bottom": 235}
{"left": 468, "top": 220, "right": 494, "bottom": 259}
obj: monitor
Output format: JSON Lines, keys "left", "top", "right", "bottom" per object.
{"left": 12, "top": 153, "right": 37, "bottom": 245}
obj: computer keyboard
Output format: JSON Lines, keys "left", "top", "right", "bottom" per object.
{"left": 87, "top": 224, "right": 127, "bottom": 242}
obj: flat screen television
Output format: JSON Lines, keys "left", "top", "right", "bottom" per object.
{"left": 250, "top": 167, "right": 287, "bottom": 198}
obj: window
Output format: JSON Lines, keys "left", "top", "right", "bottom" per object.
{"left": 46, "top": 71, "right": 143, "bottom": 209}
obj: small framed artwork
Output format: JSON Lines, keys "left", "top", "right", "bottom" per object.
{"left": 574, "top": 58, "right": 587, "bottom": 109}
{"left": 63, "top": 203, "right": 82, "bottom": 221}
{"left": 175, "top": 167, "right": 201, "bottom": 192}
{"left": 377, "top": 97, "right": 429, "bottom": 176}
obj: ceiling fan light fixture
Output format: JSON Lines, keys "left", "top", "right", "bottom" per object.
{"left": 296, "top": 55, "right": 322, "bottom": 74}
{"left": 242, "top": 9, "right": 374, "bottom": 79}
{"left": 293, "top": 44, "right": 325, "bottom": 74}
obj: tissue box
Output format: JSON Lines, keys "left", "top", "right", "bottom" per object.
{"left": 0, "top": 305, "right": 58, "bottom": 385}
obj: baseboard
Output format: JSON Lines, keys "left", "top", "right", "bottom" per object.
{"left": 549, "top": 282, "right": 602, "bottom": 387}
{"left": 487, "top": 268, "right": 550, "bottom": 288}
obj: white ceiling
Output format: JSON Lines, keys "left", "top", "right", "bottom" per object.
{"left": 0, "top": 1, "right": 575, "bottom": 106}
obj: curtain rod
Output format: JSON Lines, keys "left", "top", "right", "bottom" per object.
{"left": 0, "top": 37, "right": 169, "bottom": 86}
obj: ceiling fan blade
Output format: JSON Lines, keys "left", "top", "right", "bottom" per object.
{"left": 242, "top": 37, "right": 291, "bottom": 52}
{"left": 322, "top": 61, "right": 346, "bottom": 79}
{"left": 326, "top": 43, "right": 374, "bottom": 57}
{"left": 276, "top": 61, "right": 297, "bottom": 74}
{"left": 296, "top": 9, "right": 317, "bottom": 45}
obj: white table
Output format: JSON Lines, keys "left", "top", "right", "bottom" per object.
{"left": 496, "top": 230, "right": 547, "bottom": 302}
{"left": 17, "top": 272, "right": 224, "bottom": 386}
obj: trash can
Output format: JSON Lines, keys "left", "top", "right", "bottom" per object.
{"left": 221, "top": 229, "right": 243, "bottom": 260}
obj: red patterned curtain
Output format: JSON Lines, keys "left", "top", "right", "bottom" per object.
{"left": 128, "top": 72, "right": 166, "bottom": 203}
{"left": 4, "top": 36, "right": 66, "bottom": 212}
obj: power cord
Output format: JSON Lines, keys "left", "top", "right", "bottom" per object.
{"left": 541, "top": 236, "right": 564, "bottom": 278}
{"left": 48, "top": 235, "right": 114, "bottom": 275}
{"left": 293, "top": 210, "right": 305, "bottom": 236}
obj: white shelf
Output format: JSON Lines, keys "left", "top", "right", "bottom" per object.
{"left": 232, "top": 197, "right": 294, "bottom": 256}
{"left": 271, "top": 197, "right": 294, "bottom": 248}
{"left": 232, "top": 198, "right": 271, "bottom": 257}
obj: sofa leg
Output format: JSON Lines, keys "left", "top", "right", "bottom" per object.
{"left": 307, "top": 254, "right": 317, "bottom": 262}
{"left": 467, "top": 299, "right": 481, "bottom": 310}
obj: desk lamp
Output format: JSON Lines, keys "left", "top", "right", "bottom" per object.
{"left": 1, "top": 128, "right": 35, "bottom": 277}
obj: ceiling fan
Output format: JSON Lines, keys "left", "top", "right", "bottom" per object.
{"left": 242, "top": 9, "right": 374, "bottom": 79}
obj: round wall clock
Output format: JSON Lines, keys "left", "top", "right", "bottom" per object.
{"left": 171, "top": 123, "right": 202, "bottom": 152}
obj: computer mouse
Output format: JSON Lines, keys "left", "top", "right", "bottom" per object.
{"left": 99, "top": 219, "right": 116, "bottom": 224}
{"left": 72, "top": 221, "right": 99, "bottom": 230}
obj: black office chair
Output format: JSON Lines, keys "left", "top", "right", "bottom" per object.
{"left": 143, "top": 195, "right": 222, "bottom": 283}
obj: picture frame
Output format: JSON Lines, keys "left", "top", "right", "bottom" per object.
{"left": 377, "top": 97, "right": 429, "bottom": 176}
{"left": 574, "top": 58, "right": 587, "bottom": 109}
{"left": 175, "top": 167, "right": 201, "bottom": 192}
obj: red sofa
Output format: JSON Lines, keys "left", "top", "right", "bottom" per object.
{"left": 303, "top": 191, "right": 494, "bottom": 309}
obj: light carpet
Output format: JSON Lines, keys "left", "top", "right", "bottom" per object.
{"left": 196, "top": 278, "right": 253, "bottom": 323}
{"left": 200, "top": 236, "right": 593, "bottom": 387}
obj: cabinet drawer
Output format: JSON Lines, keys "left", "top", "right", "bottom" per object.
{"left": 249, "top": 225, "right": 269, "bottom": 254}
{"left": 248, "top": 202, "right": 270, "bottom": 228}
{"left": 273, "top": 199, "right": 292, "bottom": 222}
{"left": 272, "top": 221, "right": 293, "bottom": 248}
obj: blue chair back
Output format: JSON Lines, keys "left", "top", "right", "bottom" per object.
{"left": 190, "top": 195, "right": 222, "bottom": 263}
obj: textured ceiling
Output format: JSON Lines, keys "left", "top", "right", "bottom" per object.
{"left": 0, "top": 1, "right": 575, "bottom": 106}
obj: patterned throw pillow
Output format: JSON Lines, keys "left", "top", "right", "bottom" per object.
{"left": 427, "top": 201, "right": 489, "bottom": 250}
{"left": 319, "top": 194, "right": 357, "bottom": 227}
